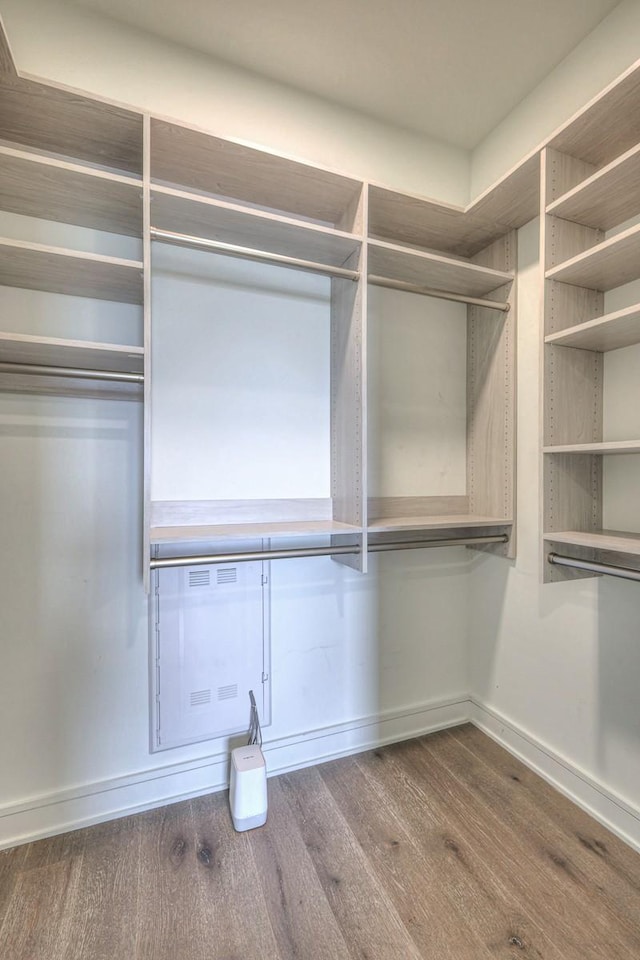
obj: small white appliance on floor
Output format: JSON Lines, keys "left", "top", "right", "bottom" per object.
{"left": 229, "top": 691, "right": 268, "bottom": 832}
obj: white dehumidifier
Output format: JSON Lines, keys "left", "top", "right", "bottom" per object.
{"left": 229, "top": 691, "right": 267, "bottom": 831}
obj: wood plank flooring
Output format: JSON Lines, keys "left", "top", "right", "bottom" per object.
{"left": 1, "top": 725, "right": 639, "bottom": 959}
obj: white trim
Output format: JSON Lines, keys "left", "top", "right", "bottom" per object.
{"left": 469, "top": 699, "right": 640, "bottom": 853}
{"left": 0, "top": 695, "right": 468, "bottom": 850}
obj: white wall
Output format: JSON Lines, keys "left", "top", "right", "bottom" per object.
{"left": 471, "top": 0, "right": 640, "bottom": 197}
{"left": 0, "top": 0, "right": 469, "bottom": 206}
{"left": 468, "top": 220, "right": 640, "bottom": 849}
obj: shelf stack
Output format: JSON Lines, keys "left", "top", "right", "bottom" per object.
{"left": 541, "top": 65, "right": 640, "bottom": 580}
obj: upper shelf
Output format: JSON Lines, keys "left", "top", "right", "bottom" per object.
{"left": 547, "top": 142, "right": 640, "bottom": 231}
{"left": 367, "top": 514, "right": 512, "bottom": 534}
{"left": 545, "top": 303, "right": 640, "bottom": 352}
{"left": 0, "top": 74, "right": 143, "bottom": 174}
{"left": 150, "top": 119, "right": 363, "bottom": 228}
{"left": 0, "top": 144, "right": 142, "bottom": 237}
{"left": 0, "top": 237, "right": 143, "bottom": 303}
{"left": 0, "top": 332, "right": 143, "bottom": 373}
{"left": 543, "top": 440, "right": 640, "bottom": 455}
{"left": 150, "top": 186, "right": 361, "bottom": 268}
{"left": 546, "top": 222, "right": 640, "bottom": 291}
{"left": 368, "top": 238, "right": 513, "bottom": 298}
{"left": 544, "top": 529, "right": 640, "bottom": 557}
{"left": 150, "top": 518, "right": 361, "bottom": 544}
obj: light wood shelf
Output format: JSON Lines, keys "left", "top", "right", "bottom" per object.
{"left": 0, "top": 237, "right": 143, "bottom": 303}
{"left": 151, "top": 519, "right": 361, "bottom": 544}
{"left": 0, "top": 75, "right": 143, "bottom": 174}
{"left": 547, "top": 142, "right": 640, "bottom": 230}
{"left": 546, "top": 222, "right": 640, "bottom": 291}
{"left": 0, "top": 144, "right": 142, "bottom": 236}
{"left": 368, "top": 238, "right": 513, "bottom": 299}
{"left": 0, "top": 332, "right": 143, "bottom": 373}
{"left": 368, "top": 514, "right": 512, "bottom": 534}
{"left": 150, "top": 118, "right": 362, "bottom": 227}
{"left": 544, "top": 303, "right": 640, "bottom": 351}
{"left": 545, "top": 529, "right": 640, "bottom": 556}
{"left": 543, "top": 440, "right": 640, "bottom": 455}
{"left": 151, "top": 186, "right": 361, "bottom": 267}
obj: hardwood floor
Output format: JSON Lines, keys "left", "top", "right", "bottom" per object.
{"left": 1, "top": 725, "right": 639, "bottom": 959}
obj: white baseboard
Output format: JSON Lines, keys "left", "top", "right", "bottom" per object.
{"left": 469, "top": 699, "right": 640, "bottom": 854}
{"left": 0, "top": 695, "right": 468, "bottom": 850}
{"left": 4, "top": 695, "right": 638, "bottom": 856}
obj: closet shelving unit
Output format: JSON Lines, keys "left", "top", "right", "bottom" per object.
{"left": 0, "top": 56, "right": 144, "bottom": 401}
{"left": 365, "top": 184, "right": 517, "bottom": 557}
{"left": 541, "top": 61, "right": 640, "bottom": 581}
{"left": 146, "top": 119, "right": 368, "bottom": 572}
{"left": 0, "top": 18, "right": 527, "bottom": 583}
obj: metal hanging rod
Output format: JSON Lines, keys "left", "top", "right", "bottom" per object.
{"left": 150, "top": 533, "right": 508, "bottom": 570}
{"left": 150, "top": 228, "right": 360, "bottom": 281}
{"left": 0, "top": 361, "right": 144, "bottom": 384}
{"left": 548, "top": 552, "right": 640, "bottom": 583}
{"left": 368, "top": 274, "right": 510, "bottom": 312}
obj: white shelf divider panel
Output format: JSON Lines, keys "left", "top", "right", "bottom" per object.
{"left": 368, "top": 238, "right": 513, "bottom": 299}
{"left": 0, "top": 144, "right": 143, "bottom": 236}
{"left": 547, "top": 222, "right": 640, "bottom": 291}
{"left": 0, "top": 237, "right": 143, "bottom": 303}
{"left": 544, "top": 303, "right": 640, "bottom": 351}
{"left": 547, "top": 141, "right": 640, "bottom": 230}
{"left": 151, "top": 186, "right": 361, "bottom": 267}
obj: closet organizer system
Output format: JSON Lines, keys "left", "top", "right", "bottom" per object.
{"left": 1, "top": 21, "right": 639, "bottom": 585}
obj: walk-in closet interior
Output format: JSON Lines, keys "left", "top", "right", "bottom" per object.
{"left": 0, "top": 1, "right": 639, "bottom": 955}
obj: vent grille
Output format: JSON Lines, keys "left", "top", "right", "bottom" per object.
{"left": 188, "top": 569, "right": 210, "bottom": 588}
{"left": 190, "top": 689, "right": 212, "bottom": 707}
{"left": 217, "top": 568, "right": 237, "bottom": 585}
{"left": 218, "top": 683, "right": 238, "bottom": 701}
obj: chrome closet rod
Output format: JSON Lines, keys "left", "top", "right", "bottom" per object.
{"left": 150, "top": 533, "right": 508, "bottom": 569}
{"left": 548, "top": 552, "right": 640, "bottom": 583}
{"left": 0, "top": 361, "right": 144, "bottom": 384}
{"left": 368, "top": 274, "right": 510, "bottom": 312}
{"left": 150, "top": 228, "right": 360, "bottom": 281}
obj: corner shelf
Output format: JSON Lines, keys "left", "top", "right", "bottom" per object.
{"left": 546, "top": 222, "right": 640, "bottom": 290}
{"left": 0, "top": 237, "right": 143, "bottom": 303}
{"left": 546, "top": 141, "right": 640, "bottom": 230}
{"left": 544, "top": 303, "right": 640, "bottom": 351}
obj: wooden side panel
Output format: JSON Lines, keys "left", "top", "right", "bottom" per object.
{"left": 0, "top": 76, "right": 143, "bottom": 173}
{"left": 467, "top": 231, "right": 517, "bottom": 559}
{"left": 331, "top": 245, "right": 367, "bottom": 570}
{"left": 143, "top": 116, "right": 152, "bottom": 592}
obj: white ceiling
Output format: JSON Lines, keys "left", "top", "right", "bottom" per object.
{"left": 71, "top": 0, "right": 621, "bottom": 149}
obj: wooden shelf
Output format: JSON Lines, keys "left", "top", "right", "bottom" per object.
{"left": 547, "top": 142, "right": 640, "bottom": 231}
{"left": 368, "top": 239, "right": 512, "bottom": 299}
{"left": 0, "top": 74, "right": 143, "bottom": 174}
{"left": 0, "top": 332, "right": 143, "bottom": 373}
{"left": 545, "top": 303, "right": 640, "bottom": 351}
{"left": 546, "top": 222, "right": 640, "bottom": 291}
{"left": 151, "top": 519, "right": 361, "bottom": 544}
{"left": 151, "top": 186, "right": 361, "bottom": 267}
{"left": 367, "top": 514, "right": 512, "bottom": 534}
{"left": 543, "top": 440, "right": 640, "bottom": 455}
{"left": 150, "top": 118, "right": 362, "bottom": 227}
{"left": 0, "top": 144, "right": 142, "bottom": 236}
{"left": 0, "top": 237, "right": 143, "bottom": 303}
{"left": 545, "top": 529, "right": 640, "bottom": 556}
